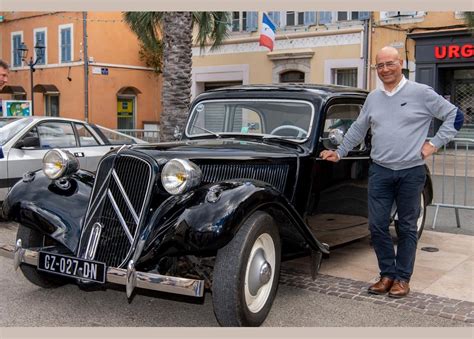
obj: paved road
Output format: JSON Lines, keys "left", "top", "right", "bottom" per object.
{"left": 0, "top": 222, "right": 469, "bottom": 327}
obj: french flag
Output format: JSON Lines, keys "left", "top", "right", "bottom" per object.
{"left": 259, "top": 13, "right": 276, "bottom": 51}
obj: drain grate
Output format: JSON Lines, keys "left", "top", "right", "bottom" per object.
{"left": 421, "top": 246, "right": 439, "bottom": 252}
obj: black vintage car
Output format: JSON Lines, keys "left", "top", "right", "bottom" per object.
{"left": 0, "top": 84, "right": 432, "bottom": 326}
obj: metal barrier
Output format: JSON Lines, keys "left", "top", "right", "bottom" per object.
{"left": 427, "top": 138, "right": 474, "bottom": 229}
{"left": 117, "top": 129, "right": 160, "bottom": 143}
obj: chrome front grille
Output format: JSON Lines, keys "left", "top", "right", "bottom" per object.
{"left": 200, "top": 163, "right": 289, "bottom": 192}
{"left": 79, "top": 154, "right": 153, "bottom": 268}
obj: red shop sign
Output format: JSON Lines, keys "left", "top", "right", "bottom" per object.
{"left": 434, "top": 44, "right": 474, "bottom": 59}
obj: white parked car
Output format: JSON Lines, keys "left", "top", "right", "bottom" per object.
{"left": 0, "top": 116, "right": 146, "bottom": 200}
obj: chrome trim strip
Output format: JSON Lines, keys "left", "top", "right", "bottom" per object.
{"left": 84, "top": 222, "right": 103, "bottom": 260}
{"left": 112, "top": 169, "right": 139, "bottom": 225}
{"left": 0, "top": 245, "right": 204, "bottom": 298}
{"left": 107, "top": 189, "right": 134, "bottom": 245}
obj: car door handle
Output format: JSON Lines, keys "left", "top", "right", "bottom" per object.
{"left": 74, "top": 152, "right": 85, "bottom": 157}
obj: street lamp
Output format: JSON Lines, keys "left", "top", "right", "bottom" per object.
{"left": 17, "top": 39, "right": 45, "bottom": 115}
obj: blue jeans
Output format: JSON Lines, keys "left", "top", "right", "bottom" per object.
{"left": 368, "top": 163, "right": 426, "bottom": 282}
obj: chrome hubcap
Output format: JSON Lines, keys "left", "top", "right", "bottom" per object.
{"left": 244, "top": 232, "right": 276, "bottom": 313}
{"left": 248, "top": 248, "right": 272, "bottom": 296}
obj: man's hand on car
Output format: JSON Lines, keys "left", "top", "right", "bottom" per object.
{"left": 320, "top": 150, "right": 340, "bottom": 162}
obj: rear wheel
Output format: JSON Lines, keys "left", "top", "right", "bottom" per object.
{"left": 212, "top": 211, "right": 281, "bottom": 327}
{"left": 16, "top": 225, "right": 68, "bottom": 288}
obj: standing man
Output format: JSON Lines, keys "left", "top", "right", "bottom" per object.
{"left": 320, "top": 46, "right": 463, "bottom": 298}
{"left": 0, "top": 59, "right": 8, "bottom": 89}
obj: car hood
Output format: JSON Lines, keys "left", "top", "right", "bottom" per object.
{"left": 129, "top": 138, "right": 302, "bottom": 160}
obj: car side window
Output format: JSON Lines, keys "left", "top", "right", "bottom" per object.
{"left": 37, "top": 122, "right": 77, "bottom": 148}
{"left": 74, "top": 123, "right": 100, "bottom": 146}
{"left": 323, "top": 103, "right": 365, "bottom": 151}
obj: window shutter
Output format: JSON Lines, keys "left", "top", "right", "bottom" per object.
{"left": 268, "top": 11, "right": 281, "bottom": 27}
{"left": 246, "top": 11, "right": 258, "bottom": 32}
{"left": 319, "top": 12, "right": 332, "bottom": 24}
{"left": 358, "top": 11, "right": 370, "bottom": 20}
{"left": 61, "top": 29, "right": 65, "bottom": 62}
{"left": 304, "top": 12, "right": 317, "bottom": 25}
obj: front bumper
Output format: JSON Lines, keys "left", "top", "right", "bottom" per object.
{"left": 0, "top": 242, "right": 204, "bottom": 298}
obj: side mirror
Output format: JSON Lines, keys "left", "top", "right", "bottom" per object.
{"left": 320, "top": 128, "right": 345, "bottom": 150}
{"left": 16, "top": 136, "right": 40, "bottom": 149}
{"left": 328, "top": 128, "right": 344, "bottom": 146}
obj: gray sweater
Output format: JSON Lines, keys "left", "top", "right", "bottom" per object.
{"left": 336, "top": 80, "right": 458, "bottom": 170}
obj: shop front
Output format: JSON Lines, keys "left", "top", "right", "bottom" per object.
{"left": 410, "top": 29, "right": 473, "bottom": 139}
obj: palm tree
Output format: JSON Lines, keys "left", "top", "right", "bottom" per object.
{"left": 124, "top": 12, "right": 230, "bottom": 141}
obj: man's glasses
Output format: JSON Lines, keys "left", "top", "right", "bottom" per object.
{"left": 375, "top": 60, "right": 400, "bottom": 70}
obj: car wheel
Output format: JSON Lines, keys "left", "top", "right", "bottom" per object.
{"left": 16, "top": 225, "right": 68, "bottom": 288}
{"left": 393, "top": 189, "right": 427, "bottom": 239}
{"left": 212, "top": 211, "right": 281, "bottom": 327}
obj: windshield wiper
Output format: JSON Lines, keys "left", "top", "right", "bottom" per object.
{"left": 191, "top": 124, "right": 221, "bottom": 138}
{"left": 262, "top": 135, "right": 301, "bottom": 145}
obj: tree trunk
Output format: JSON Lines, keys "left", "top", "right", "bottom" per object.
{"left": 160, "top": 12, "right": 193, "bottom": 142}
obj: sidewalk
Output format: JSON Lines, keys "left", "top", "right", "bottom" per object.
{"left": 283, "top": 230, "right": 473, "bottom": 302}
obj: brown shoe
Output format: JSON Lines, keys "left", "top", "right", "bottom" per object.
{"left": 388, "top": 280, "right": 410, "bottom": 298}
{"left": 368, "top": 276, "right": 394, "bottom": 295}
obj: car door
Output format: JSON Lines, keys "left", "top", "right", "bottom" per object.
{"left": 7, "top": 120, "right": 83, "bottom": 183}
{"left": 72, "top": 122, "right": 116, "bottom": 172}
{"left": 307, "top": 97, "right": 372, "bottom": 247}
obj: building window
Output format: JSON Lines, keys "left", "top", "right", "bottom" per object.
{"left": 230, "top": 12, "right": 257, "bottom": 32}
{"left": 45, "top": 94, "right": 60, "bottom": 117}
{"left": 286, "top": 11, "right": 305, "bottom": 26}
{"left": 333, "top": 68, "right": 358, "bottom": 87}
{"left": 13, "top": 94, "right": 27, "bottom": 100}
{"left": 232, "top": 12, "right": 247, "bottom": 31}
{"left": 34, "top": 28, "right": 47, "bottom": 65}
{"left": 59, "top": 24, "right": 73, "bottom": 63}
{"left": 337, "top": 12, "right": 360, "bottom": 21}
{"left": 12, "top": 32, "right": 23, "bottom": 67}
{"left": 280, "top": 70, "right": 305, "bottom": 83}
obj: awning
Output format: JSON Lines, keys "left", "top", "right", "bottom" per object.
{"left": 0, "top": 85, "right": 26, "bottom": 95}
{"left": 33, "top": 84, "right": 60, "bottom": 94}
{"left": 117, "top": 86, "right": 142, "bottom": 95}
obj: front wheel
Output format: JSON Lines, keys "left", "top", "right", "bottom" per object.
{"left": 16, "top": 225, "right": 68, "bottom": 288}
{"left": 212, "top": 211, "right": 281, "bottom": 327}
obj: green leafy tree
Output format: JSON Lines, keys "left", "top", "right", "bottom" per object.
{"left": 124, "top": 12, "right": 230, "bottom": 141}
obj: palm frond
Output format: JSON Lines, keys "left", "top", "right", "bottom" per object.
{"left": 122, "top": 12, "right": 163, "bottom": 50}
{"left": 192, "top": 12, "right": 230, "bottom": 52}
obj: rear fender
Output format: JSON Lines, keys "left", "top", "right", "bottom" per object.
{"left": 138, "top": 180, "right": 328, "bottom": 265}
{"left": 1, "top": 170, "right": 94, "bottom": 252}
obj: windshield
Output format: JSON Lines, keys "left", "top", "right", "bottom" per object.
{"left": 0, "top": 117, "right": 32, "bottom": 145}
{"left": 186, "top": 99, "right": 315, "bottom": 142}
{"left": 96, "top": 125, "right": 140, "bottom": 145}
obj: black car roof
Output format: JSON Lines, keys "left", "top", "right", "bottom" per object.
{"left": 195, "top": 83, "right": 368, "bottom": 102}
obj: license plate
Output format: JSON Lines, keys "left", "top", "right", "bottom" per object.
{"left": 38, "top": 252, "right": 106, "bottom": 283}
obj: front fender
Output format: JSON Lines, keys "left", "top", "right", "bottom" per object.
{"left": 139, "top": 180, "right": 328, "bottom": 265}
{"left": 1, "top": 170, "right": 94, "bottom": 252}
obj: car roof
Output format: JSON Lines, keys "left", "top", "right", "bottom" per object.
{"left": 0, "top": 116, "right": 94, "bottom": 124}
{"left": 207, "top": 83, "right": 367, "bottom": 94}
{"left": 195, "top": 83, "right": 368, "bottom": 102}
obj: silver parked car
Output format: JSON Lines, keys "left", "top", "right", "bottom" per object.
{"left": 0, "top": 116, "right": 146, "bottom": 200}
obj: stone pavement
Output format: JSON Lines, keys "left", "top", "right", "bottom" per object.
{"left": 281, "top": 230, "right": 474, "bottom": 325}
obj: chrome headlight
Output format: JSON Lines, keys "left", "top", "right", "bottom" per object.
{"left": 161, "top": 159, "right": 202, "bottom": 195}
{"left": 42, "top": 149, "right": 79, "bottom": 180}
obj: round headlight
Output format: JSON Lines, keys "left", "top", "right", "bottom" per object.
{"left": 42, "top": 149, "right": 79, "bottom": 180}
{"left": 161, "top": 159, "right": 202, "bottom": 195}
